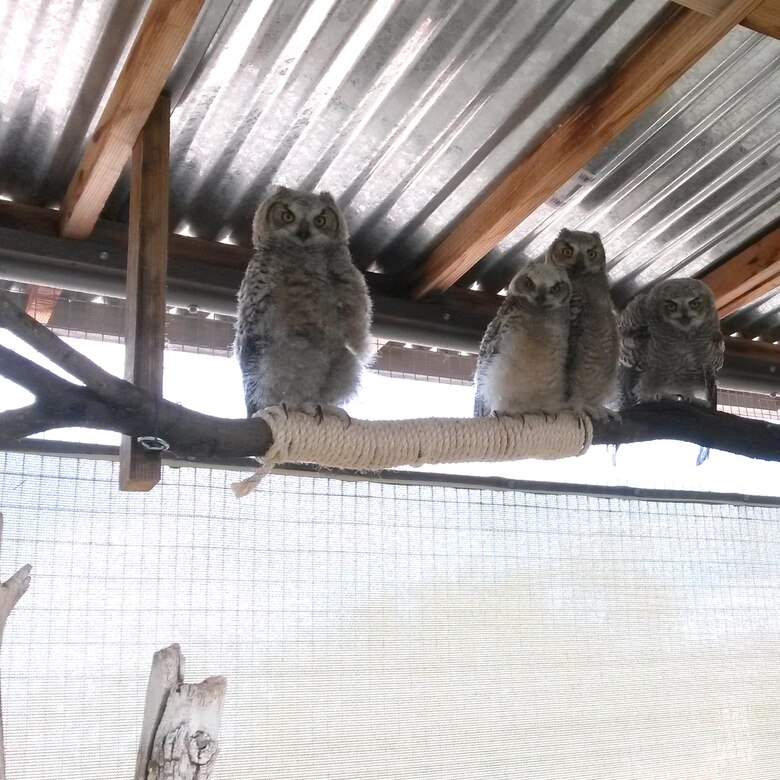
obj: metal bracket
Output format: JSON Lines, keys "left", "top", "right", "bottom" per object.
{"left": 136, "top": 436, "right": 170, "bottom": 452}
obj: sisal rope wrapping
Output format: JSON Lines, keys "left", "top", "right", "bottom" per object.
{"left": 232, "top": 409, "right": 593, "bottom": 497}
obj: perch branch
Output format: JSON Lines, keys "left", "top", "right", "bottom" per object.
{"left": 591, "top": 401, "right": 780, "bottom": 461}
{"left": 0, "top": 291, "right": 779, "bottom": 465}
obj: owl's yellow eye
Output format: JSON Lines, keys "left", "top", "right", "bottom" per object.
{"left": 689, "top": 298, "right": 701, "bottom": 310}
{"left": 550, "top": 282, "right": 561, "bottom": 293}
{"left": 587, "top": 249, "right": 598, "bottom": 259}
{"left": 664, "top": 300, "right": 678, "bottom": 312}
{"left": 562, "top": 246, "right": 573, "bottom": 258}
{"left": 524, "top": 277, "right": 535, "bottom": 290}
{"left": 314, "top": 214, "right": 326, "bottom": 228}
{"left": 281, "top": 209, "right": 295, "bottom": 224}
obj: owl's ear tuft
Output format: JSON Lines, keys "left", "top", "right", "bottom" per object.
{"left": 317, "top": 191, "right": 338, "bottom": 207}
{"left": 270, "top": 184, "right": 295, "bottom": 199}
{"left": 252, "top": 196, "right": 277, "bottom": 249}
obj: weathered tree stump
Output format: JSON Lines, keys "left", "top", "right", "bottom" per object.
{"left": 0, "top": 513, "right": 32, "bottom": 780}
{"left": 135, "top": 644, "right": 226, "bottom": 780}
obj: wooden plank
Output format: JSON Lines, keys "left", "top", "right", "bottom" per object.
{"left": 24, "top": 285, "right": 62, "bottom": 325}
{"left": 59, "top": 0, "right": 206, "bottom": 240}
{"left": 417, "top": 0, "right": 765, "bottom": 296}
{"left": 700, "top": 225, "right": 780, "bottom": 317}
{"left": 119, "top": 96, "right": 170, "bottom": 492}
{"left": 673, "top": 0, "right": 780, "bottom": 39}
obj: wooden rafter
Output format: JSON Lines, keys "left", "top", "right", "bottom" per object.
{"left": 673, "top": 0, "right": 780, "bottom": 39}
{"left": 417, "top": 0, "right": 765, "bottom": 297}
{"left": 59, "top": 0, "right": 206, "bottom": 240}
{"left": 119, "top": 96, "right": 170, "bottom": 492}
{"left": 700, "top": 224, "right": 780, "bottom": 317}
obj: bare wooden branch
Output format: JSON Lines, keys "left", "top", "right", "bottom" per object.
{"left": 0, "top": 291, "right": 778, "bottom": 465}
{"left": 0, "top": 344, "right": 75, "bottom": 399}
{"left": 592, "top": 400, "right": 780, "bottom": 460}
{"left": 0, "top": 292, "right": 136, "bottom": 402}
{"left": 0, "top": 334, "right": 272, "bottom": 458}
{"left": 0, "top": 513, "right": 32, "bottom": 780}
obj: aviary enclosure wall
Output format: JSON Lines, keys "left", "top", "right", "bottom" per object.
{"left": 0, "top": 451, "right": 778, "bottom": 778}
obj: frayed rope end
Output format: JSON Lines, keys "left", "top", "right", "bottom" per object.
{"left": 231, "top": 461, "right": 273, "bottom": 497}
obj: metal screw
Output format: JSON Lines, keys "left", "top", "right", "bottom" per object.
{"left": 187, "top": 304, "right": 199, "bottom": 314}
{"left": 442, "top": 312, "right": 451, "bottom": 321}
{"left": 98, "top": 251, "right": 109, "bottom": 261}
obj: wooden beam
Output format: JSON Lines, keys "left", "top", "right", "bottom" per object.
{"left": 673, "top": 0, "right": 780, "bottom": 39}
{"left": 59, "top": 0, "right": 206, "bottom": 240}
{"left": 119, "top": 96, "right": 170, "bottom": 492}
{"left": 24, "top": 285, "right": 62, "bottom": 325}
{"left": 417, "top": 0, "right": 765, "bottom": 296}
{"left": 700, "top": 224, "right": 780, "bottom": 317}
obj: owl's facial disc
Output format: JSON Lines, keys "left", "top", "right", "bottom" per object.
{"left": 295, "top": 220, "right": 311, "bottom": 242}
{"left": 663, "top": 298, "right": 704, "bottom": 330}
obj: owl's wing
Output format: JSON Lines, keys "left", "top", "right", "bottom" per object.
{"left": 616, "top": 296, "right": 650, "bottom": 407}
{"left": 235, "top": 332, "right": 270, "bottom": 417}
{"left": 704, "top": 328, "right": 725, "bottom": 408}
{"left": 473, "top": 299, "right": 515, "bottom": 417}
{"left": 564, "top": 292, "right": 584, "bottom": 388}
{"left": 478, "top": 299, "right": 514, "bottom": 361}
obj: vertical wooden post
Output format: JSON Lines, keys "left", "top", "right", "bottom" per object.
{"left": 120, "top": 94, "right": 170, "bottom": 491}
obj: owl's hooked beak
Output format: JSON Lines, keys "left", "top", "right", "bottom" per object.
{"left": 295, "top": 220, "right": 311, "bottom": 241}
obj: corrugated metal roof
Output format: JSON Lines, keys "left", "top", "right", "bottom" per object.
{"left": 0, "top": 0, "right": 149, "bottom": 202}
{"left": 1, "top": 0, "right": 780, "bottom": 334}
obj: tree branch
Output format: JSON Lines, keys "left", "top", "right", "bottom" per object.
{"left": 1, "top": 291, "right": 778, "bottom": 467}
{"left": 0, "top": 292, "right": 138, "bottom": 403}
{"left": 592, "top": 401, "right": 780, "bottom": 461}
{"left": 0, "top": 344, "right": 75, "bottom": 399}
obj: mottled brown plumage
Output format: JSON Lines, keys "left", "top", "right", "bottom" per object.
{"left": 235, "top": 187, "right": 372, "bottom": 417}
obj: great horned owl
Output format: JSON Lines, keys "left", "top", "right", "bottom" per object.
{"left": 474, "top": 261, "right": 574, "bottom": 417}
{"left": 234, "top": 186, "right": 373, "bottom": 418}
{"left": 546, "top": 228, "right": 618, "bottom": 418}
{"left": 617, "top": 278, "right": 724, "bottom": 408}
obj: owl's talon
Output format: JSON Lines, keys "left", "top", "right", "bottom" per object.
{"left": 579, "top": 404, "right": 620, "bottom": 422}
{"left": 319, "top": 404, "right": 352, "bottom": 426}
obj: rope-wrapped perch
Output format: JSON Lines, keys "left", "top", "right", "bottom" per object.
{"left": 232, "top": 409, "right": 593, "bottom": 496}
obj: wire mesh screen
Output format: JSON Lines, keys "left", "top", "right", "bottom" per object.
{"left": 0, "top": 451, "right": 778, "bottom": 778}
